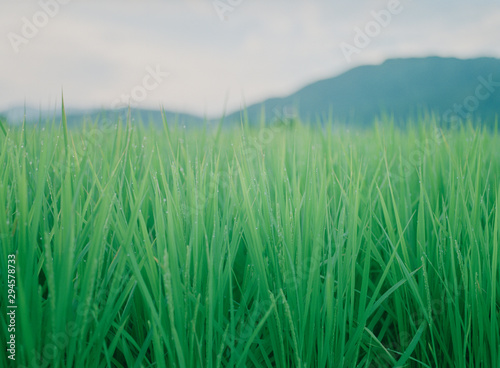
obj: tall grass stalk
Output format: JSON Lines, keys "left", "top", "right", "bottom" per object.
{"left": 0, "top": 115, "right": 499, "bottom": 367}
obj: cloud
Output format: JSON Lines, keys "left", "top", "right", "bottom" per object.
{"left": 0, "top": 0, "right": 499, "bottom": 118}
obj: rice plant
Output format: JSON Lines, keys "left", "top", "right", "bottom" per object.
{"left": 0, "top": 112, "right": 499, "bottom": 367}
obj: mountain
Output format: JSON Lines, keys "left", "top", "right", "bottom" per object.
{"left": 1, "top": 106, "right": 204, "bottom": 127}
{"left": 64, "top": 108, "right": 204, "bottom": 128}
{"left": 3, "top": 57, "right": 500, "bottom": 127}
{"left": 225, "top": 56, "right": 500, "bottom": 126}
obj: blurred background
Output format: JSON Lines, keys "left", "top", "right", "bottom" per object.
{"left": 1, "top": 0, "right": 499, "bottom": 124}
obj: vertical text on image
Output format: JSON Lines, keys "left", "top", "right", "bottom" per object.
{"left": 6, "top": 254, "right": 17, "bottom": 361}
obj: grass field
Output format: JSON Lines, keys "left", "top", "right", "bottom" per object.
{"left": 1, "top": 113, "right": 499, "bottom": 367}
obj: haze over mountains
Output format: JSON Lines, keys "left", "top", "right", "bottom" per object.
{"left": 230, "top": 56, "right": 500, "bottom": 126}
{"left": 2, "top": 56, "right": 500, "bottom": 127}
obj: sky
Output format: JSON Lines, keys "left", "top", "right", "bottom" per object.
{"left": 1, "top": 0, "right": 499, "bottom": 118}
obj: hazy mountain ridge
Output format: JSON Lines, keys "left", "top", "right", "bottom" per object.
{"left": 3, "top": 56, "right": 500, "bottom": 127}
{"left": 226, "top": 56, "right": 500, "bottom": 126}
{"left": 0, "top": 107, "right": 204, "bottom": 127}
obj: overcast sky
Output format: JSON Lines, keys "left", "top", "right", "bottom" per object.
{"left": 1, "top": 0, "right": 499, "bottom": 118}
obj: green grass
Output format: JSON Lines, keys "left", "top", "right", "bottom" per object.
{"left": 0, "top": 114, "right": 499, "bottom": 367}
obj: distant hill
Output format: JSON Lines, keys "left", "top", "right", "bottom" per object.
{"left": 64, "top": 108, "right": 204, "bottom": 128}
{"left": 225, "top": 56, "right": 500, "bottom": 126}
{"left": 0, "top": 107, "right": 203, "bottom": 126}
{"left": 1, "top": 106, "right": 204, "bottom": 127}
{"left": 3, "top": 57, "right": 500, "bottom": 127}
